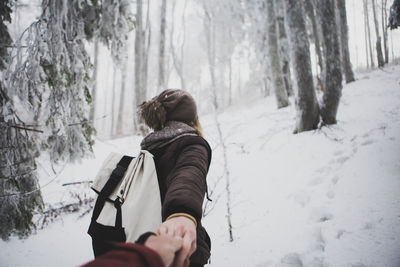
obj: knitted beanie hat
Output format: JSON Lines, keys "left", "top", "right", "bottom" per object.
{"left": 138, "top": 89, "right": 198, "bottom": 130}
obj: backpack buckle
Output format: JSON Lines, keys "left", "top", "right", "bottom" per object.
{"left": 115, "top": 196, "right": 124, "bottom": 205}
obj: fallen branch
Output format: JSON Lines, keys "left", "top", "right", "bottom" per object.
{"left": 62, "top": 181, "right": 93, "bottom": 186}
{"left": 36, "top": 197, "right": 95, "bottom": 229}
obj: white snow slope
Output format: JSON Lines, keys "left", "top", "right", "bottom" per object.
{"left": 1, "top": 66, "right": 400, "bottom": 267}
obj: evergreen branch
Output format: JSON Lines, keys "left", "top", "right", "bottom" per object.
{"left": 0, "top": 45, "right": 28, "bottom": 48}
{"left": 0, "top": 162, "right": 67, "bottom": 198}
{"left": 1, "top": 114, "right": 110, "bottom": 133}
{"left": 3, "top": 123, "right": 44, "bottom": 133}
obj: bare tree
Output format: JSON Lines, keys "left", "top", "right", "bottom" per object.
{"left": 336, "top": 0, "right": 355, "bottom": 83}
{"left": 135, "top": 0, "right": 144, "bottom": 109}
{"left": 284, "top": 0, "right": 319, "bottom": 133}
{"left": 170, "top": 0, "right": 187, "bottom": 90}
{"left": 371, "top": 0, "right": 385, "bottom": 67}
{"left": 89, "top": 40, "right": 99, "bottom": 125}
{"left": 316, "top": 0, "right": 343, "bottom": 125}
{"left": 304, "top": 0, "right": 324, "bottom": 75}
{"left": 203, "top": 1, "right": 233, "bottom": 242}
{"left": 134, "top": 0, "right": 151, "bottom": 130}
{"left": 158, "top": 0, "right": 167, "bottom": 91}
{"left": 364, "top": 0, "right": 376, "bottom": 68}
{"left": 116, "top": 61, "right": 128, "bottom": 136}
{"left": 364, "top": 4, "right": 371, "bottom": 68}
{"left": 266, "top": 0, "right": 289, "bottom": 109}
{"left": 275, "top": 0, "right": 293, "bottom": 96}
{"left": 381, "top": 0, "right": 389, "bottom": 63}
{"left": 110, "top": 67, "right": 117, "bottom": 137}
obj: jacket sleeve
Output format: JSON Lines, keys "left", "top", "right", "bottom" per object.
{"left": 81, "top": 243, "right": 165, "bottom": 267}
{"left": 162, "top": 142, "right": 210, "bottom": 223}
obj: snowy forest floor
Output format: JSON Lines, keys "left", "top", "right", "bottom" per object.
{"left": 1, "top": 65, "right": 400, "bottom": 267}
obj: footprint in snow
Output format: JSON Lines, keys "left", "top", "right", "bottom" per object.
{"left": 331, "top": 175, "right": 340, "bottom": 185}
{"left": 326, "top": 190, "right": 335, "bottom": 199}
{"left": 308, "top": 176, "right": 326, "bottom": 186}
{"left": 361, "top": 139, "right": 374, "bottom": 146}
{"left": 310, "top": 208, "right": 333, "bottom": 223}
{"left": 333, "top": 150, "right": 344, "bottom": 156}
{"left": 278, "top": 253, "right": 303, "bottom": 267}
{"left": 336, "top": 229, "right": 349, "bottom": 239}
{"left": 291, "top": 191, "right": 310, "bottom": 207}
{"left": 336, "top": 156, "right": 350, "bottom": 164}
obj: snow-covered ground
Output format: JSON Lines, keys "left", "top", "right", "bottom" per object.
{"left": 1, "top": 65, "right": 400, "bottom": 267}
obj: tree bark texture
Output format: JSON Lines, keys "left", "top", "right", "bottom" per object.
{"left": 316, "top": 0, "right": 343, "bottom": 125}
{"left": 275, "top": 0, "right": 293, "bottom": 96}
{"left": 284, "top": 0, "right": 320, "bottom": 133}
{"left": 364, "top": 5, "right": 370, "bottom": 68}
{"left": 89, "top": 40, "right": 99, "bottom": 126}
{"left": 110, "top": 67, "right": 117, "bottom": 137}
{"left": 304, "top": 0, "right": 324, "bottom": 75}
{"left": 266, "top": 0, "right": 288, "bottom": 109}
{"left": 116, "top": 61, "right": 127, "bottom": 136}
{"left": 381, "top": 0, "right": 389, "bottom": 63}
{"left": 135, "top": 0, "right": 144, "bottom": 108}
{"left": 364, "top": 0, "right": 375, "bottom": 68}
{"left": 158, "top": 0, "right": 167, "bottom": 91}
{"left": 170, "top": 0, "right": 187, "bottom": 91}
{"left": 371, "top": 0, "right": 385, "bottom": 67}
{"left": 336, "top": 0, "right": 355, "bottom": 83}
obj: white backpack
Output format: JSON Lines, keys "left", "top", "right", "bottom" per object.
{"left": 88, "top": 151, "right": 162, "bottom": 257}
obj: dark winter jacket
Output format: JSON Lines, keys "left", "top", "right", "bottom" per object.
{"left": 149, "top": 134, "right": 212, "bottom": 265}
{"left": 81, "top": 243, "right": 165, "bottom": 267}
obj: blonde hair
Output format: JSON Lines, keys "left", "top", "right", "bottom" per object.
{"left": 190, "top": 116, "right": 204, "bottom": 138}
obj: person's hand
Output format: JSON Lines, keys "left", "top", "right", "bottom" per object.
{"left": 144, "top": 234, "right": 183, "bottom": 267}
{"left": 157, "top": 216, "right": 197, "bottom": 267}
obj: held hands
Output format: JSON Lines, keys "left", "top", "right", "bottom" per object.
{"left": 157, "top": 215, "right": 197, "bottom": 267}
{"left": 144, "top": 234, "right": 183, "bottom": 267}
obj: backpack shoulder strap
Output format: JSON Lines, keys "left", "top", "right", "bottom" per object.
{"left": 91, "top": 155, "right": 133, "bottom": 222}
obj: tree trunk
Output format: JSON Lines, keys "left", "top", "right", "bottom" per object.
{"left": 158, "top": 0, "right": 167, "bottom": 91}
{"left": 304, "top": 0, "right": 324, "bottom": 75}
{"left": 381, "top": 0, "right": 389, "bottom": 63}
{"left": 364, "top": 6, "right": 370, "bottom": 68}
{"left": 228, "top": 56, "right": 233, "bottom": 106}
{"left": 266, "top": 0, "right": 288, "bottom": 109}
{"left": 284, "top": 0, "right": 320, "bottom": 133}
{"left": 275, "top": 0, "right": 293, "bottom": 96}
{"left": 204, "top": 10, "right": 218, "bottom": 109}
{"left": 134, "top": 0, "right": 150, "bottom": 132}
{"left": 89, "top": 40, "right": 99, "bottom": 126}
{"left": 364, "top": 0, "right": 375, "bottom": 68}
{"left": 170, "top": 0, "right": 187, "bottom": 90}
{"left": 203, "top": 2, "right": 233, "bottom": 242}
{"left": 316, "top": 0, "right": 343, "bottom": 125}
{"left": 142, "top": 0, "right": 151, "bottom": 95}
{"left": 135, "top": 0, "right": 144, "bottom": 108}
{"left": 336, "top": 0, "right": 355, "bottom": 83}
{"left": 116, "top": 62, "right": 127, "bottom": 136}
{"left": 371, "top": 0, "right": 385, "bottom": 67}
{"left": 110, "top": 67, "right": 117, "bottom": 137}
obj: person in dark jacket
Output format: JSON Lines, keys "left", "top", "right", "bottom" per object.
{"left": 138, "top": 89, "right": 212, "bottom": 267}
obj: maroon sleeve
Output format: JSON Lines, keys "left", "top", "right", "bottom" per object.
{"left": 81, "top": 243, "right": 165, "bottom": 267}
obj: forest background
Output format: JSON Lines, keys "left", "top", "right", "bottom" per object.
{"left": 0, "top": 0, "right": 400, "bottom": 258}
